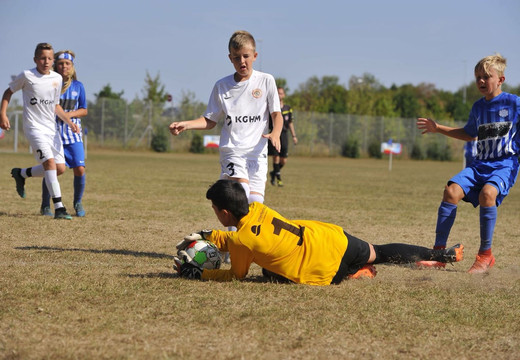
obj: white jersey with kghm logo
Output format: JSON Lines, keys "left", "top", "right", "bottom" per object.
{"left": 204, "top": 70, "right": 281, "bottom": 157}
{"left": 9, "top": 68, "right": 62, "bottom": 137}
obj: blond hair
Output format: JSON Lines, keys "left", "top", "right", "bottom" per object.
{"left": 54, "top": 50, "right": 77, "bottom": 94}
{"left": 34, "top": 42, "right": 53, "bottom": 58}
{"left": 474, "top": 53, "right": 507, "bottom": 77}
{"left": 228, "top": 30, "right": 256, "bottom": 52}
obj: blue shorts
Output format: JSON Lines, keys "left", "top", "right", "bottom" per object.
{"left": 63, "top": 142, "right": 86, "bottom": 169}
{"left": 449, "top": 157, "right": 519, "bottom": 207}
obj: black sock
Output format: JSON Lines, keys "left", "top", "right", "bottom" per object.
{"left": 373, "top": 244, "right": 447, "bottom": 264}
{"left": 273, "top": 163, "right": 281, "bottom": 179}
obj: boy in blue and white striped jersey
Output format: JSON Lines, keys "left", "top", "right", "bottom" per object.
{"left": 416, "top": 53, "right": 519, "bottom": 274}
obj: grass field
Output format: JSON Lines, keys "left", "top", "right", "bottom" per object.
{"left": 1, "top": 150, "right": 519, "bottom": 359}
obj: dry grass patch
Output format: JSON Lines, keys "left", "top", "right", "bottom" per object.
{"left": 1, "top": 150, "right": 519, "bottom": 359}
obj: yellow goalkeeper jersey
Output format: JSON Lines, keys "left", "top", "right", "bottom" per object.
{"left": 201, "top": 202, "right": 348, "bottom": 285}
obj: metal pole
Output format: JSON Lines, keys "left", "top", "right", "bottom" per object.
{"left": 101, "top": 98, "right": 105, "bottom": 146}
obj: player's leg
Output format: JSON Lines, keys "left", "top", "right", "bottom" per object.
{"left": 219, "top": 154, "right": 252, "bottom": 263}
{"left": 417, "top": 180, "right": 467, "bottom": 269}
{"left": 468, "top": 184, "right": 499, "bottom": 273}
{"left": 44, "top": 134, "right": 72, "bottom": 220}
{"left": 371, "top": 243, "right": 464, "bottom": 265}
{"left": 64, "top": 142, "right": 87, "bottom": 217}
{"left": 246, "top": 157, "right": 266, "bottom": 204}
{"left": 271, "top": 155, "right": 281, "bottom": 185}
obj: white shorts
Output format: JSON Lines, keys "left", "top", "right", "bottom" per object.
{"left": 26, "top": 131, "right": 65, "bottom": 164}
{"left": 220, "top": 151, "right": 268, "bottom": 195}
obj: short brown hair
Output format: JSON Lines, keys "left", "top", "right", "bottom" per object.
{"left": 228, "top": 30, "right": 256, "bottom": 52}
{"left": 34, "top": 43, "right": 54, "bottom": 57}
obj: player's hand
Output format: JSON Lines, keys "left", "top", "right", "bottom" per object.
{"left": 417, "top": 118, "right": 438, "bottom": 134}
{"left": 292, "top": 136, "right": 298, "bottom": 145}
{"left": 173, "top": 252, "right": 203, "bottom": 279}
{"left": 70, "top": 123, "right": 80, "bottom": 134}
{"left": 176, "top": 230, "right": 213, "bottom": 251}
{"left": 0, "top": 114, "right": 10, "bottom": 131}
{"left": 264, "top": 133, "right": 281, "bottom": 152}
{"left": 169, "top": 122, "right": 186, "bottom": 136}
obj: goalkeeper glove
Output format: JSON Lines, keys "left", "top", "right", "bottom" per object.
{"left": 174, "top": 249, "right": 204, "bottom": 279}
{"left": 173, "top": 253, "right": 203, "bottom": 280}
{"left": 175, "top": 230, "right": 213, "bottom": 251}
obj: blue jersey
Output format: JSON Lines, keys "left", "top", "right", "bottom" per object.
{"left": 464, "top": 92, "right": 520, "bottom": 162}
{"left": 56, "top": 80, "right": 87, "bottom": 145}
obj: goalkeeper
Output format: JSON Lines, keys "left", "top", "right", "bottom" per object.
{"left": 174, "top": 180, "right": 464, "bottom": 285}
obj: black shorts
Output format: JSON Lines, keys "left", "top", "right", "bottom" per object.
{"left": 330, "top": 231, "right": 371, "bottom": 284}
{"left": 268, "top": 131, "right": 289, "bottom": 158}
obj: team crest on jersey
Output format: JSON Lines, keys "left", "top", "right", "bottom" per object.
{"left": 499, "top": 109, "right": 509, "bottom": 118}
{"left": 72, "top": 91, "right": 78, "bottom": 97}
{"left": 52, "top": 81, "right": 59, "bottom": 89}
{"left": 252, "top": 88, "right": 262, "bottom": 98}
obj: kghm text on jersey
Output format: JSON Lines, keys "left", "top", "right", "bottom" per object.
{"left": 30, "top": 97, "right": 55, "bottom": 106}
{"left": 226, "top": 115, "right": 262, "bottom": 125}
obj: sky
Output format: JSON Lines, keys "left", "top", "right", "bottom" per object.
{"left": 1, "top": 0, "right": 519, "bottom": 105}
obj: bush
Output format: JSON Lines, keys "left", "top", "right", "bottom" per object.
{"left": 410, "top": 142, "right": 424, "bottom": 160}
{"left": 341, "top": 136, "right": 360, "bottom": 158}
{"left": 424, "top": 141, "right": 452, "bottom": 161}
{"left": 368, "top": 140, "right": 382, "bottom": 159}
{"left": 151, "top": 127, "right": 169, "bottom": 153}
{"left": 189, "top": 133, "right": 205, "bottom": 154}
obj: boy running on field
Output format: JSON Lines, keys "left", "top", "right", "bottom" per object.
{"left": 0, "top": 42, "right": 79, "bottom": 220}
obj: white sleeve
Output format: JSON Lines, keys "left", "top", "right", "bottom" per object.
{"left": 266, "top": 74, "right": 281, "bottom": 114}
{"left": 8, "top": 72, "right": 26, "bottom": 93}
{"left": 203, "top": 83, "right": 223, "bottom": 123}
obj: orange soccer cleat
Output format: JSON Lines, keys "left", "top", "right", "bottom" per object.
{"left": 468, "top": 253, "right": 495, "bottom": 274}
{"left": 348, "top": 265, "right": 377, "bottom": 279}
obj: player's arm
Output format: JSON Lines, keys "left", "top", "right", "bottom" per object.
{"left": 67, "top": 108, "right": 88, "bottom": 118}
{"left": 55, "top": 105, "right": 79, "bottom": 133}
{"left": 0, "top": 88, "right": 13, "bottom": 131}
{"left": 288, "top": 121, "right": 298, "bottom": 145}
{"left": 417, "top": 117, "right": 475, "bottom": 141}
{"left": 264, "top": 111, "right": 283, "bottom": 152}
{"left": 169, "top": 116, "right": 216, "bottom": 136}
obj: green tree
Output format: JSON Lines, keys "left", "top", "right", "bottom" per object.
{"left": 95, "top": 84, "right": 124, "bottom": 99}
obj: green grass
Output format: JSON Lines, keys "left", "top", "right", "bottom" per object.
{"left": 0, "top": 150, "right": 519, "bottom": 359}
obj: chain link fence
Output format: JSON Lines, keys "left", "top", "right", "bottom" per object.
{"left": 1, "top": 99, "right": 466, "bottom": 160}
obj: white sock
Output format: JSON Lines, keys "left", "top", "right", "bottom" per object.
{"left": 240, "top": 182, "right": 251, "bottom": 199}
{"left": 22, "top": 165, "right": 44, "bottom": 178}
{"left": 44, "top": 170, "right": 64, "bottom": 209}
{"left": 249, "top": 193, "right": 264, "bottom": 204}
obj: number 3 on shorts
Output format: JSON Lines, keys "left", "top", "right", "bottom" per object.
{"left": 226, "top": 162, "right": 235, "bottom": 176}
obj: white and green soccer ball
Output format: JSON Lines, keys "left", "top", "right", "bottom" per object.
{"left": 184, "top": 240, "right": 222, "bottom": 270}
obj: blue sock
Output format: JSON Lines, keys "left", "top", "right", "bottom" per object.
{"left": 479, "top": 206, "right": 497, "bottom": 252}
{"left": 41, "top": 178, "right": 51, "bottom": 208}
{"left": 74, "top": 175, "right": 86, "bottom": 204}
{"left": 435, "top": 201, "right": 457, "bottom": 248}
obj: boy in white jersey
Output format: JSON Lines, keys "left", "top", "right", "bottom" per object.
{"left": 416, "top": 54, "right": 520, "bottom": 273}
{"left": 0, "top": 43, "right": 79, "bottom": 220}
{"left": 169, "top": 30, "right": 283, "bottom": 204}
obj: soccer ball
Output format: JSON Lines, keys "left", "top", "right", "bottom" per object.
{"left": 183, "top": 240, "right": 222, "bottom": 270}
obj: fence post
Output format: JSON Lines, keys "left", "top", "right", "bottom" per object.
{"left": 329, "top": 113, "right": 333, "bottom": 156}
{"left": 101, "top": 98, "right": 105, "bottom": 146}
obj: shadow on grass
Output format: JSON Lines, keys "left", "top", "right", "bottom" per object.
{"left": 15, "top": 245, "right": 175, "bottom": 260}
